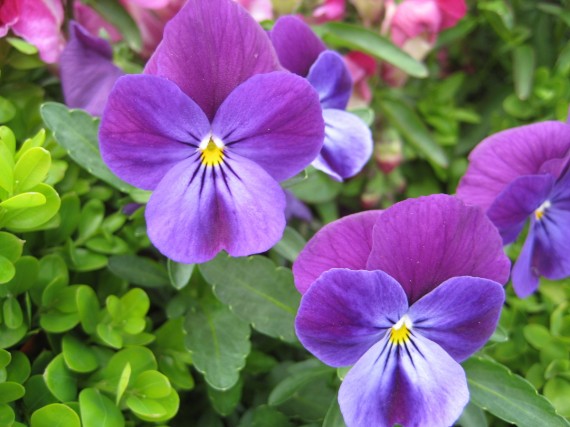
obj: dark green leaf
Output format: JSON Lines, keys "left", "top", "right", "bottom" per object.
{"left": 0, "top": 382, "right": 24, "bottom": 403}
{"left": 108, "top": 255, "right": 169, "bottom": 288}
{"left": 207, "top": 378, "right": 243, "bottom": 416}
{"left": 272, "top": 227, "right": 306, "bottom": 263}
{"left": 514, "top": 45, "right": 535, "bottom": 100}
{"left": 167, "top": 259, "right": 194, "bottom": 290}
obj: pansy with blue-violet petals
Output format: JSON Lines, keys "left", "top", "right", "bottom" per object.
{"left": 457, "top": 121, "right": 570, "bottom": 298}
{"left": 269, "top": 16, "right": 373, "bottom": 181}
{"left": 293, "top": 195, "right": 510, "bottom": 427}
{"left": 99, "top": 0, "right": 324, "bottom": 264}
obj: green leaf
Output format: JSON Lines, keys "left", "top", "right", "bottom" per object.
{"left": 6, "top": 37, "right": 38, "bottom": 54}
{"left": 4, "top": 256, "right": 39, "bottom": 296}
{"left": 200, "top": 255, "right": 300, "bottom": 342}
{"left": 0, "top": 126, "right": 16, "bottom": 155}
{"left": 323, "top": 396, "right": 346, "bottom": 427}
{"left": 544, "top": 378, "right": 570, "bottom": 417}
{"left": 379, "top": 98, "right": 448, "bottom": 169}
{"left": 62, "top": 334, "right": 98, "bottom": 373}
{"left": 514, "top": 45, "right": 536, "bottom": 100}
{"left": 463, "top": 357, "right": 570, "bottom": 427}
{"left": 76, "top": 285, "right": 100, "bottom": 335}
{"left": 272, "top": 227, "right": 306, "bottom": 262}
{"left": 207, "top": 378, "right": 243, "bottom": 416}
{"left": 3, "top": 297, "right": 23, "bottom": 329}
{"left": 23, "top": 375, "right": 58, "bottom": 413}
{"left": 40, "top": 103, "right": 135, "bottom": 193}
{"left": 268, "top": 362, "right": 334, "bottom": 406}
{"left": 77, "top": 199, "right": 105, "bottom": 243}
{"left": 43, "top": 354, "right": 77, "bottom": 402}
{"left": 131, "top": 370, "right": 172, "bottom": 399}
{"left": 0, "top": 96, "right": 16, "bottom": 123}
{"left": 116, "top": 362, "right": 131, "bottom": 404}
{"left": 350, "top": 108, "right": 375, "bottom": 127}
{"left": 0, "top": 382, "right": 25, "bottom": 403}
{"left": 101, "top": 346, "right": 157, "bottom": 392}
{"left": 79, "top": 388, "right": 125, "bottom": 427}
{"left": 318, "top": 22, "right": 428, "bottom": 78}
{"left": 0, "top": 232, "right": 24, "bottom": 262}
{"left": 458, "top": 401, "right": 488, "bottom": 427}
{"left": 126, "top": 395, "right": 166, "bottom": 419}
{"left": 108, "top": 255, "right": 169, "bottom": 288}
{"left": 239, "top": 406, "right": 292, "bottom": 427}
{"left": 0, "top": 321, "right": 27, "bottom": 348}
{"left": 0, "top": 191, "right": 46, "bottom": 210}
{"left": 0, "top": 349, "right": 10, "bottom": 368}
{"left": 13, "top": 147, "right": 51, "bottom": 192}
{"left": 31, "top": 403, "right": 81, "bottom": 427}
{"left": 0, "top": 256, "right": 15, "bottom": 284}
{"left": 0, "top": 403, "right": 15, "bottom": 426}
{"left": 167, "top": 259, "right": 194, "bottom": 290}
{"left": 2, "top": 184, "right": 60, "bottom": 231}
{"left": 6, "top": 351, "right": 31, "bottom": 384}
{"left": 289, "top": 168, "right": 342, "bottom": 203}
{"left": 185, "top": 297, "right": 250, "bottom": 390}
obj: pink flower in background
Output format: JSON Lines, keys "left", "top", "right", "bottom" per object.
{"left": 0, "top": 0, "right": 65, "bottom": 63}
{"left": 344, "top": 51, "right": 377, "bottom": 108}
{"left": 234, "top": 0, "right": 273, "bottom": 21}
{"left": 313, "top": 0, "right": 345, "bottom": 23}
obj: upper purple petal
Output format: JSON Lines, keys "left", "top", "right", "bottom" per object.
{"left": 145, "top": 153, "right": 286, "bottom": 263}
{"left": 293, "top": 210, "right": 382, "bottom": 294}
{"left": 60, "top": 22, "right": 124, "bottom": 116}
{"left": 269, "top": 15, "right": 326, "bottom": 76}
{"left": 367, "top": 195, "right": 511, "bottom": 304}
{"left": 339, "top": 334, "right": 469, "bottom": 427}
{"left": 99, "top": 74, "right": 210, "bottom": 190}
{"left": 211, "top": 72, "right": 324, "bottom": 182}
{"left": 408, "top": 276, "right": 505, "bottom": 362}
{"left": 144, "top": 0, "right": 280, "bottom": 120}
{"left": 306, "top": 51, "right": 352, "bottom": 110}
{"left": 311, "top": 109, "right": 373, "bottom": 181}
{"left": 457, "top": 121, "right": 570, "bottom": 211}
{"left": 295, "top": 269, "right": 408, "bottom": 367}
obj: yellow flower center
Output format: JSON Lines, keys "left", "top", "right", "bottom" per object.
{"left": 200, "top": 138, "right": 224, "bottom": 166}
{"left": 535, "top": 200, "right": 551, "bottom": 221}
{"left": 389, "top": 315, "right": 412, "bottom": 346}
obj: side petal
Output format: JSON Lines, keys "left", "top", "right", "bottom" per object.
{"left": 339, "top": 334, "right": 468, "bottom": 427}
{"left": 307, "top": 51, "right": 352, "bottom": 110}
{"left": 512, "top": 228, "right": 539, "bottom": 298}
{"left": 296, "top": 269, "right": 408, "bottom": 367}
{"left": 99, "top": 74, "right": 210, "bottom": 190}
{"left": 212, "top": 72, "right": 324, "bottom": 182}
{"left": 145, "top": 0, "right": 280, "bottom": 120}
{"left": 311, "top": 109, "right": 373, "bottom": 181}
{"left": 269, "top": 15, "right": 326, "bottom": 76}
{"left": 60, "top": 22, "right": 125, "bottom": 116}
{"left": 293, "top": 210, "right": 382, "bottom": 294}
{"left": 534, "top": 217, "right": 570, "bottom": 280}
{"left": 408, "top": 276, "right": 505, "bottom": 362}
{"left": 486, "top": 174, "right": 555, "bottom": 244}
{"left": 457, "top": 121, "right": 570, "bottom": 211}
{"left": 145, "top": 153, "right": 286, "bottom": 264}
{"left": 367, "top": 195, "right": 511, "bottom": 304}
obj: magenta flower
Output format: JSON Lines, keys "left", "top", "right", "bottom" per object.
{"left": 313, "top": 0, "right": 346, "bottom": 23}
{"left": 269, "top": 16, "right": 373, "bottom": 181}
{"left": 294, "top": 195, "right": 510, "bottom": 427}
{"left": 99, "top": 0, "right": 324, "bottom": 264}
{"left": 457, "top": 122, "right": 570, "bottom": 297}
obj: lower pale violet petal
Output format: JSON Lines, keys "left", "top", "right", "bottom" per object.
{"left": 408, "top": 276, "right": 505, "bottom": 362}
{"left": 145, "top": 153, "right": 286, "bottom": 264}
{"left": 311, "top": 109, "right": 373, "bottom": 181}
{"left": 296, "top": 269, "right": 408, "bottom": 367}
{"left": 307, "top": 51, "right": 352, "bottom": 110}
{"left": 339, "top": 333, "right": 468, "bottom": 427}
{"left": 512, "top": 228, "right": 540, "bottom": 298}
{"left": 99, "top": 74, "right": 210, "bottom": 190}
{"left": 293, "top": 210, "right": 382, "bottom": 294}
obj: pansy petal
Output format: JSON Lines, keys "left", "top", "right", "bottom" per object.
{"left": 145, "top": 0, "right": 280, "bottom": 120}
{"left": 293, "top": 210, "right": 382, "bottom": 294}
{"left": 212, "top": 72, "right": 324, "bottom": 182}
{"left": 60, "top": 22, "right": 125, "bottom": 116}
{"left": 408, "top": 276, "right": 505, "bottom": 362}
{"left": 296, "top": 269, "right": 408, "bottom": 367}
{"left": 339, "top": 333, "right": 468, "bottom": 427}
{"left": 146, "top": 153, "right": 286, "bottom": 264}
{"left": 534, "top": 207, "right": 570, "bottom": 281}
{"left": 99, "top": 74, "right": 210, "bottom": 190}
{"left": 307, "top": 51, "right": 352, "bottom": 110}
{"left": 312, "top": 109, "right": 373, "bottom": 181}
{"left": 457, "top": 122, "right": 570, "bottom": 211}
{"left": 270, "top": 15, "right": 326, "bottom": 76}
{"left": 487, "top": 174, "right": 555, "bottom": 244}
{"left": 512, "top": 229, "right": 539, "bottom": 298}
{"left": 367, "top": 195, "right": 510, "bottom": 304}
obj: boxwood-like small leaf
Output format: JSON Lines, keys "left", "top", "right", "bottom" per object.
{"left": 43, "top": 354, "right": 77, "bottom": 402}
{"left": 167, "top": 259, "right": 194, "bottom": 290}
{"left": 0, "top": 382, "right": 25, "bottom": 403}
{"left": 62, "top": 334, "right": 98, "bottom": 373}
{"left": 2, "top": 184, "right": 60, "bottom": 232}
{"left": 0, "top": 256, "right": 15, "bottom": 284}
{"left": 79, "top": 388, "right": 125, "bottom": 427}
{"left": 13, "top": 146, "right": 51, "bottom": 192}
{"left": 131, "top": 370, "right": 171, "bottom": 399}
{"left": 0, "top": 232, "right": 24, "bottom": 262}
{"left": 30, "top": 403, "right": 81, "bottom": 427}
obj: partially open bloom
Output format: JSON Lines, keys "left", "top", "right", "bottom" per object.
{"left": 457, "top": 122, "right": 570, "bottom": 297}
{"left": 99, "top": 0, "right": 324, "bottom": 263}
{"left": 313, "top": 0, "right": 345, "bottom": 23}
{"left": 294, "top": 195, "right": 510, "bottom": 427}
{"left": 344, "top": 51, "right": 377, "bottom": 109}
{"left": 270, "top": 16, "right": 373, "bottom": 181}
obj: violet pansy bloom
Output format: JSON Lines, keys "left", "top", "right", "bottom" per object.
{"left": 270, "top": 16, "right": 373, "bottom": 181}
{"left": 294, "top": 195, "right": 510, "bottom": 427}
{"left": 457, "top": 122, "right": 570, "bottom": 297}
{"left": 99, "top": 0, "right": 324, "bottom": 264}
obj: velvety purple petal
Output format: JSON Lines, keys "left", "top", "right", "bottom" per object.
{"left": 60, "top": 22, "right": 124, "bottom": 116}
{"left": 270, "top": 15, "right": 326, "bottom": 76}
{"left": 408, "top": 276, "right": 505, "bottom": 362}
{"left": 339, "top": 334, "right": 468, "bottom": 427}
{"left": 512, "top": 229, "right": 540, "bottom": 298}
{"left": 293, "top": 210, "right": 382, "bottom": 294}
{"left": 311, "top": 109, "right": 373, "bottom": 181}
{"left": 296, "top": 269, "right": 408, "bottom": 367}
{"left": 145, "top": 0, "right": 280, "bottom": 120}
{"left": 457, "top": 121, "right": 570, "bottom": 211}
{"left": 146, "top": 153, "right": 286, "bottom": 263}
{"left": 487, "top": 174, "right": 555, "bottom": 244}
{"left": 367, "top": 195, "right": 511, "bottom": 304}
{"left": 99, "top": 74, "right": 210, "bottom": 190}
{"left": 306, "top": 51, "right": 352, "bottom": 110}
{"left": 212, "top": 72, "right": 324, "bottom": 182}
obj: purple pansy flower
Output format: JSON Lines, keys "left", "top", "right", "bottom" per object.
{"left": 60, "top": 21, "right": 125, "bottom": 116}
{"left": 269, "top": 16, "right": 373, "bottom": 181}
{"left": 99, "top": 0, "right": 324, "bottom": 263}
{"left": 457, "top": 122, "right": 570, "bottom": 297}
{"left": 293, "top": 195, "right": 510, "bottom": 427}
